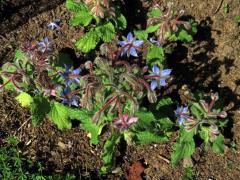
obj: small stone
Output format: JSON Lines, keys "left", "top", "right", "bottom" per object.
{"left": 57, "top": 142, "right": 66, "bottom": 149}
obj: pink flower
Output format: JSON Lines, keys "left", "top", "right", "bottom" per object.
{"left": 113, "top": 113, "right": 138, "bottom": 130}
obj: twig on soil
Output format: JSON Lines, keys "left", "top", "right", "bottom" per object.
{"left": 157, "top": 154, "right": 170, "bottom": 164}
{"left": 15, "top": 117, "right": 31, "bottom": 134}
{"left": 212, "top": 0, "right": 224, "bottom": 15}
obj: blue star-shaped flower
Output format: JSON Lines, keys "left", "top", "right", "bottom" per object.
{"left": 59, "top": 64, "right": 81, "bottom": 87}
{"left": 37, "top": 37, "right": 52, "bottom": 53}
{"left": 118, "top": 32, "right": 144, "bottom": 57}
{"left": 150, "top": 65, "right": 172, "bottom": 90}
{"left": 47, "top": 19, "right": 60, "bottom": 30}
{"left": 60, "top": 87, "right": 79, "bottom": 107}
{"left": 175, "top": 106, "right": 189, "bottom": 125}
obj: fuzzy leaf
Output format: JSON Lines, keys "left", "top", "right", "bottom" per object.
{"left": 171, "top": 129, "right": 195, "bottom": 166}
{"left": 134, "top": 108, "right": 156, "bottom": 131}
{"left": 146, "top": 23, "right": 161, "bottom": 33}
{"left": 69, "top": 11, "right": 92, "bottom": 26}
{"left": 190, "top": 103, "right": 204, "bottom": 120}
{"left": 96, "top": 22, "right": 116, "bottom": 42}
{"left": 146, "top": 44, "right": 165, "bottom": 66}
{"left": 48, "top": 102, "right": 72, "bottom": 129}
{"left": 66, "top": 0, "right": 88, "bottom": 12}
{"left": 75, "top": 29, "right": 100, "bottom": 53}
{"left": 212, "top": 134, "right": 225, "bottom": 154}
{"left": 68, "top": 108, "right": 101, "bottom": 145}
{"left": 134, "top": 30, "right": 148, "bottom": 40}
{"left": 15, "top": 92, "right": 33, "bottom": 107}
{"left": 14, "top": 49, "right": 27, "bottom": 62}
{"left": 115, "top": 13, "right": 127, "bottom": 30}
{"left": 169, "top": 28, "right": 193, "bottom": 42}
{"left": 101, "top": 133, "right": 121, "bottom": 173}
{"left": 30, "top": 95, "right": 51, "bottom": 126}
{"left": 148, "top": 8, "right": 162, "bottom": 17}
{"left": 135, "top": 131, "right": 168, "bottom": 144}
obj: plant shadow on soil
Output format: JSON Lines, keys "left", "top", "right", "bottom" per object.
{"left": 167, "top": 16, "right": 239, "bottom": 140}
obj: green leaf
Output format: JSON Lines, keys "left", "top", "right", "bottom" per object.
{"left": 30, "top": 95, "right": 51, "bottom": 126}
{"left": 190, "top": 103, "right": 204, "bottom": 120}
{"left": 68, "top": 108, "right": 101, "bottom": 145}
{"left": 48, "top": 102, "right": 72, "bottom": 129}
{"left": 15, "top": 92, "right": 33, "bottom": 107}
{"left": 146, "top": 44, "right": 165, "bottom": 66}
{"left": 135, "top": 131, "right": 168, "bottom": 144}
{"left": 133, "top": 30, "right": 148, "bottom": 40}
{"left": 156, "top": 97, "right": 173, "bottom": 110}
{"left": 148, "top": 8, "right": 162, "bottom": 17}
{"left": 146, "top": 23, "right": 161, "bottom": 33}
{"left": 100, "top": 133, "right": 121, "bottom": 173}
{"left": 115, "top": 13, "right": 127, "bottom": 30}
{"left": 69, "top": 11, "right": 92, "bottom": 26}
{"left": 168, "top": 28, "right": 193, "bottom": 42}
{"left": 171, "top": 129, "right": 195, "bottom": 166}
{"left": 156, "top": 117, "right": 173, "bottom": 132}
{"left": 14, "top": 50, "right": 27, "bottom": 62}
{"left": 96, "top": 22, "right": 116, "bottom": 42}
{"left": 66, "top": 0, "right": 88, "bottom": 12}
{"left": 212, "top": 134, "right": 225, "bottom": 154}
{"left": 75, "top": 28, "right": 100, "bottom": 53}
{"left": 134, "top": 108, "right": 156, "bottom": 130}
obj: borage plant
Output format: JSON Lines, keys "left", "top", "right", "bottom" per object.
{"left": 171, "top": 86, "right": 229, "bottom": 166}
{"left": 66, "top": 0, "right": 127, "bottom": 53}
{"left": 0, "top": 32, "right": 174, "bottom": 173}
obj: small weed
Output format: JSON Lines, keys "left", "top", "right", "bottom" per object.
{"left": 183, "top": 167, "right": 195, "bottom": 180}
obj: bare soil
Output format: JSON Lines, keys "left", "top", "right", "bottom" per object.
{"left": 0, "top": 0, "right": 240, "bottom": 179}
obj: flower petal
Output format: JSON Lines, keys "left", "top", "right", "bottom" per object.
{"left": 43, "top": 37, "right": 49, "bottom": 43}
{"left": 130, "top": 47, "right": 138, "bottom": 57}
{"left": 73, "top": 78, "right": 80, "bottom": 84}
{"left": 161, "top": 69, "right": 172, "bottom": 77}
{"left": 127, "top": 32, "right": 133, "bottom": 42}
{"left": 73, "top": 68, "right": 81, "bottom": 75}
{"left": 152, "top": 65, "right": 160, "bottom": 74}
{"left": 133, "top": 40, "right": 144, "bottom": 47}
{"left": 127, "top": 117, "right": 138, "bottom": 125}
{"left": 119, "top": 41, "right": 127, "bottom": 47}
{"left": 123, "top": 114, "right": 129, "bottom": 121}
{"left": 159, "top": 78, "right": 167, "bottom": 86}
{"left": 150, "top": 80, "right": 158, "bottom": 91}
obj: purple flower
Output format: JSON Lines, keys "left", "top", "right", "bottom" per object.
{"left": 149, "top": 37, "right": 161, "bottom": 46}
{"left": 60, "top": 87, "right": 79, "bottom": 107}
{"left": 175, "top": 106, "right": 189, "bottom": 125}
{"left": 47, "top": 19, "right": 60, "bottom": 30}
{"left": 118, "top": 32, "right": 144, "bottom": 57}
{"left": 150, "top": 65, "right": 172, "bottom": 90}
{"left": 113, "top": 113, "right": 138, "bottom": 130}
{"left": 37, "top": 37, "right": 52, "bottom": 53}
{"left": 59, "top": 64, "right": 81, "bottom": 86}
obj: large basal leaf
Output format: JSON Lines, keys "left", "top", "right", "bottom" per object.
{"left": 66, "top": 0, "right": 88, "bottom": 12}
{"left": 30, "top": 95, "right": 51, "bottom": 126}
{"left": 134, "top": 108, "right": 156, "bottom": 131}
{"left": 96, "top": 22, "right": 116, "bottom": 42}
{"left": 75, "top": 29, "right": 100, "bottom": 53}
{"left": 171, "top": 129, "right": 195, "bottom": 166}
{"left": 15, "top": 92, "right": 33, "bottom": 107}
{"left": 48, "top": 102, "right": 72, "bottom": 129}
{"left": 212, "top": 134, "right": 225, "bottom": 154}
{"left": 69, "top": 11, "right": 92, "bottom": 27}
{"left": 135, "top": 131, "right": 168, "bottom": 144}
{"left": 100, "top": 133, "right": 121, "bottom": 173}
{"left": 68, "top": 108, "right": 101, "bottom": 145}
